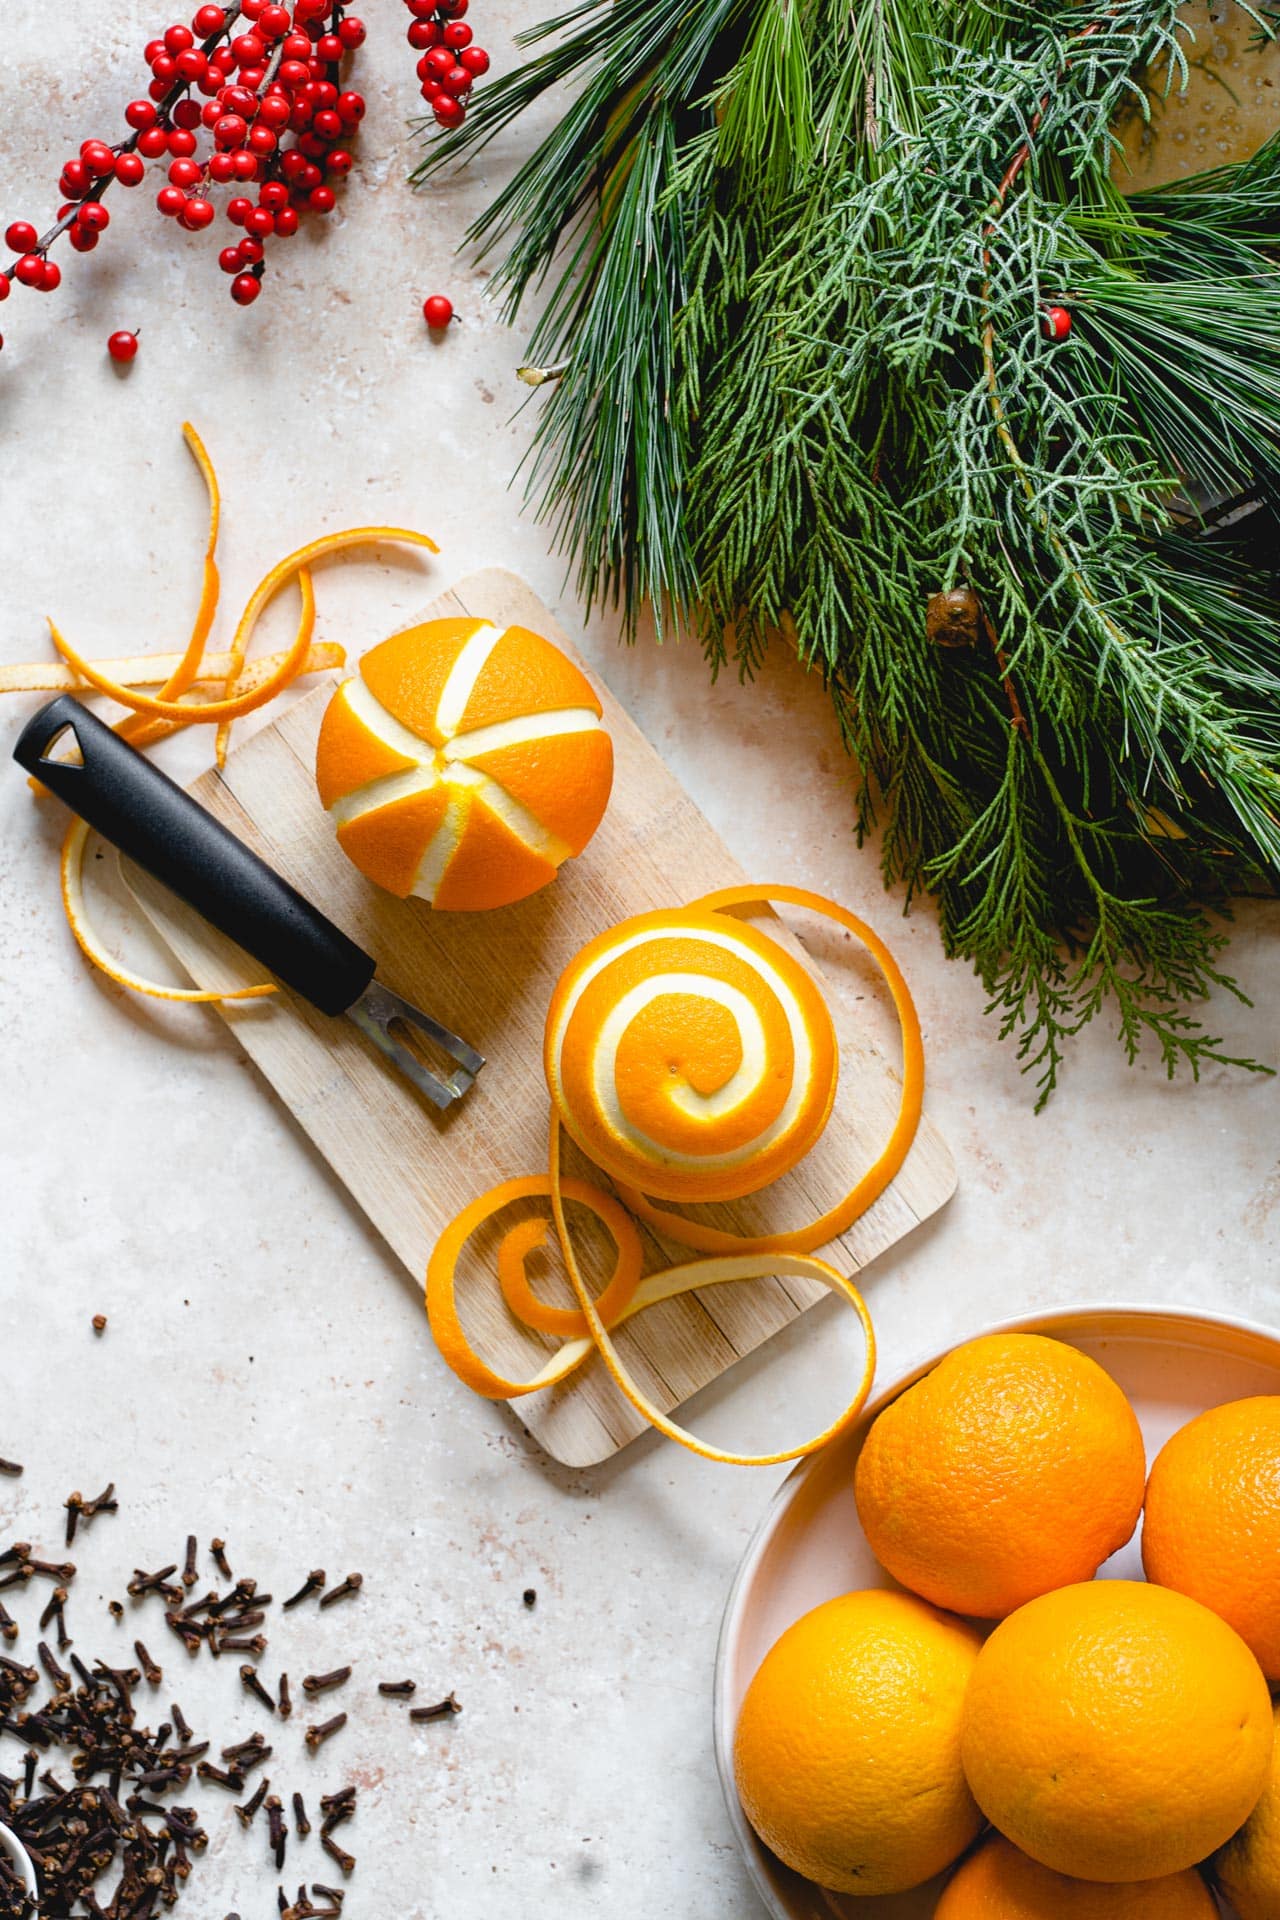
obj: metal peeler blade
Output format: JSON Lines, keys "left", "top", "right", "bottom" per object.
{"left": 346, "top": 980, "right": 484, "bottom": 1111}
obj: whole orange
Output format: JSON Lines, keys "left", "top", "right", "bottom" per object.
{"left": 1141, "top": 1395, "right": 1280, "bottom": 1681}
{"left": 315, "top": 617, "right": 613, "bottom": 908}
{"left": 853, "top": 1333, "right": 1145, "bottom": 1617}
{"left": 936, "top": 1834, "right": 1218, "bottom": 1918}
{"left": 733, "top": 1590, "right": 983, "bottom": 1896}
{"left": 960, "top": 1579, "right": 1273, "bottom": 1882}
{"left": 1213, "top": 1704, "right": 1280, "bottom": 1920}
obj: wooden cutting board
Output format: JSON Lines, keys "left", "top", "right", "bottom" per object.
{"left": 129, "top": 569, "right": 956, "bottom": 1467}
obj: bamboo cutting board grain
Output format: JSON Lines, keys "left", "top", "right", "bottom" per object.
{"left": 129, "top": 569, "right": 956, "bottom": 1467}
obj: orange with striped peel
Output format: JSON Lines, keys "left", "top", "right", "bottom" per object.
{"left": 428, "top": 888, "right": 924, "bottom": 1464}
{"left": 315, "top": 617, "right": 613, "bottom": 910}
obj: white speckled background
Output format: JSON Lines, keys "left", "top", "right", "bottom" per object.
{"left": 0, "top": 6, "right": 1277, "bottom": 1916}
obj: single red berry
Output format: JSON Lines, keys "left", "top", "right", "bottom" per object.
{"left": 309, "top": 184, "right": 335, "bottom": 213}
{"left": 444, "top": 21, "right": 473, "bottom": 48}
{"left": 77, "top": 201, "right": 111, "bottom": 231}
{"left": 176, "top": 47, "right": 207, "bottom": 81}
{"left": 238, "top": 235, "right": 264, "bottom": 264}
{"left": 115, "top": 152, "right": 146, "bottom": 186}
{"left": 407, "top": 20, "right": 438, "bottom": 48}
{"left": 156, "top": 184, "right": 187, "bottom": 216}
{"left": 432, "top": 94, "right": 466, "bottom": 128}
{"left": 312, "top": 80, "right": 339, "bottom": 109}
{"left": 169, "top": 157, "right": 202, "bottom": 188}
{"left": 168, "top": 126, "right": 198, "bottom": 155}
{"left": 337, "top": 91, "right": 366, "bottom": 122}
{"left": 298, "top": 131, "right": 327, "bottom": 160}
{"left": 61, "top": 158, "right": 92, "bottom": 197}
{"left": 210, "top": 42, "right": 235, "bottom": 70}
{"left": 148, "top": 75, "right": 171, "bottom": 101}
{"left": 69, "top": 224, "right": 100, "bottom": 252}
{"left": 232, "top": 149, "right": 260, "bottom": 180}
{"left": 258, "top": 4, "right": 291, "bottom": 36}
{"left": 326, "top": 147, "right": 354, "bottom": 175}
{"left": 107, "top": 329, "right": 138, "bottom": 362}
{"left": 281, "top": 31, "right": 311, "bottom": 60}
{"left": 173, "top": 97, "right": 203, "bottom": 129}
{"left": 438, "top": 0, "right": 468, "bottom": 15}
{"left": 14, "top": 254, "right": 44, "bottom": 287}
{"left": 273, "top": 205, "right": 299, "bottom": 236}
{"left": 138, "top": 127, "right": 169, "bottom": 157}
{"left": 231, "top": 31, "right": 265, "bottom": 64}
{"left": 80, "top": 138, "right": 116, "bottom": 172}
{"left": 231, "top": 271, "right": 261, "bottom": 305}
{"left": 221, "top": 84, "right": 258, "bottom": 116}
{"left": 208, "top": 151, "right": 237, "bottom": 182}
{"left": 425, "top": 44, "right": 453, "bottom": 77}
{"left": 165, "top": 22, "right": 195, "bottom": 52}
{"left": 1042, "top": 304, "right": 1072, "bottom": 342}
{"left": 240, "top": 0, "right": 266, "bottom": 15}
{"left": 218, "top": 244, "right": 242, "bottom": 273}
{"left": 297, "top": 160, "right": 322, "bottom": 189}
{"left": 150, "top": 51, "right": 177, "bottom": 81}
{"left": 214, "top": 112, "right": 248, "bottom": 147}
{"left": 407, "top": 0, "right": 437, "bottom": 15}
{"left": 245, "top": 204, "right": 275, "bottom": 236}
{"left": 0, "top": 274, "right": 9, "bottom": 301}
{"left": 193, "top": 4, "right": 226, "bottom": 33}
{"left": 258, "top": 93, "right": 290, "bottom": 127}
{"left": 315, "top": 33, "right": 343, "bottom": 62}
{"left": 278, "top": 58, "right": 311, "bottom": 87}
{"left": 420, "top": 80, "right": 441, "bottom": 102}
{"left": 312, "top": 108, "right": 341, "bottom": 139}
{"left": 182, "top": 196, "right": 216, "bottom": 229}
{"left": 423, "top": 294, "right": 454, "bottom": 329}
{"left": 337, "top": 16, "right": 366, "bottom": 47}
{"left": 459, "top": 45, "right": 489, "bottom": 75}
{"left": 5, "top": 221, "right": 38, "bottom": 253}
{"left": 125, "top": 99, "right": 158, "bottom": 131}
{"left": 144, "top": 37, "right": 168, "bottom": 64}
{"left": 440, "top": 65, "right": 472, "bottom": 97}
{"left": 258, "top": 180, "right": 288, "bottom": 211}
{"left": 38, "top": 259, "right": 61, "bottom": 292}
{"left": 247, "top": 124, "right": 277, "bottom": 154}
{"left": 280, "top": 148, "right": 308, "bottom": 180}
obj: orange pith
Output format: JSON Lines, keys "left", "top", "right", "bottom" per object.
{"left": 854, "top": 1332, "right": 1146, "bottom": 1618}
{"left": 1141, "top": 1395, "right": 1280, "bottom": 1681}
{"left": 936, "top": 1834, "right": 1219, "bottom": 1918}
{"left": 315, "top": 618, "right": 613, "bottom": 911}
{"left": 960, "top": 1579, "right": 1274, "bottom": 1883}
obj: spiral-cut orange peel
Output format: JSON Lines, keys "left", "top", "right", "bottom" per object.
{"left": 3, "top": 422, "right": 440, "bottom": 1006}
{"left": 427, "top": 887, "right": 923, "bottom": 1464}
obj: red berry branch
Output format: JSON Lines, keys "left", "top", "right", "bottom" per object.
{"left": 0, "top": 0, "right": 488, "bottom": 339}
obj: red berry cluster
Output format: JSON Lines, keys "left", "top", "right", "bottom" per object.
{"left": 405, "top": 0, "right": 490, "bottom": 131}
{"left": 0, "top": 1, "right": 368, "bottom": 318}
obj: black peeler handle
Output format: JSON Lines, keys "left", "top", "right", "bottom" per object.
{"left": 14, "top": 695, "right": 376, "bottom": 1017}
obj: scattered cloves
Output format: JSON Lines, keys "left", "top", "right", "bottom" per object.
{"left": 134, "top": 1640, "right": 162, "bottom": 1687}
{"left": 317, "top": 1574, "right": 362, "bottom": 1612}
{"left": 182, "top": 1535, "right": 198, "bottom": 1590}
{"left": 302, "top": 1666, "right": 351, "bottom": 1698}
{"left": 282, "top": 1571, "right": 326, "bottom": 1611}
{"left": 235, "top": 1775, "right": 271, "bottom": 1829}
{"left": 210, "top": 1538, "right": 232, "bottom": 1582}
{"left": 266, "top": 1794, "right": 287, "bottom": 1871}
{"left": 410, "top": 1692, "right": 461, "bottom": 1723}
{"left": 240, "top": 1664, "right": 276, "bottom": 1713}
{"left": 292, "top": 1791, "right": 311, "bottom": 1839}
{"left": 319, "top": 1835, "right": 355, "bottom": 1877}
{"left": 377, "top": 1680, "right": 415, "bottom": 1697}
{"left": 0, "top": 1460, "right": 23, "bottom": 1477}
{"left": 278, "top": 1672, "right": 292, "bottom": 1719}
{"left": 0, "top": 1602, "right": 17, "bottom": 1644}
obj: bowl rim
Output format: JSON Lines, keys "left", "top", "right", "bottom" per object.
{"left": 712, "top": 1297, "right": 1280, "bottom": 1920}
{"left": 0, "top": 1820, "right": 37, "bottom": 1907}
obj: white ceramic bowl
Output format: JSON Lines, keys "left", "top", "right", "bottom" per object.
{"left": 714, "top": 1302, "right": 1280, "bottom": 1920}
{"left": 0, "top": 1823, "right": 37, "bottom": 1914}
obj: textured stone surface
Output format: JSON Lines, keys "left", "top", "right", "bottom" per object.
{"left": 0, "top": 7, "right": 1277, "bottom": 1916}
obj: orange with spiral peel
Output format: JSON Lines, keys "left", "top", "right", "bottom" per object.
{"left": 544, "top": 907, "right": 838, "bottom": 1203}
{"left": 936, "top": 1834, "right": 1218, "bottom": 1919}
{"left": 1141, "top": 1395, "right": 1280, "bottom": 1681}
{"left": 960, "top": 1580, "right": 1274, "bottom": 1883}
{"left": 854, "top": 1332, "right": 1145, "bottom": 1617}
{"left": 734, "top": 1590, "right": 983, "bottom": 1897}
{"left": 315, "top": 617, "right": 613, "bottom": 910}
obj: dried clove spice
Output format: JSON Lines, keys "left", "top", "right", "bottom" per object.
{"left": 410, "top": 1692, "right": 461, "bottom": 1723}
{"left": 278, "top": 1671, "right": 293, "bottom": 1719}
{"left": 377, "top": 1680, "right": 415, "bottom": 1697}
{"left": 240, "top": 1664, "right": 276, "bottom": 1713}
{"left": 292, "top": 1790, "right": 311, "bottom": 1838}
{"left": 317, "top": 1573, "right": 362, "bottom": 1612}
{"left": 0, "top": 1461, "right": 22, "bottom": 1478}
{"left": 234, "top": 1775, "right": 271, "bottom": 1829}
{"left": 302, "top": 1666, "right": 352, "bottom": 1698}
{"left": 266, "top": 1794, "right": 288, "bottom": 1871}
{"left": 134, "top": 1639, "right": 162, "bottom": 1686}
{"left": 210, "top": 1538, "right": 232, "bottom": 1582}
{"left": 320, "top": 1834, "right": 355, "bottom": 1877}
{"left": 282, "top": 1571, "right": 326, "bottom": 1611}
{"left": 303, "top": 1713, "right": 347, "bottom": 1752}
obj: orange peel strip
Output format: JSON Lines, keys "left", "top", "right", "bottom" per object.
{"left": 117, "top": 423, "right": 222, "bottom": 742}
{"left": 116, "top": 643, "right": 346, "bottom": 751}
{"left": 212, "top": 525, "right": 439, "bottom": 766}
{"left": 613, "top": 885, "right": 924, "bottom": 1257}
{"left": 0, "top": 641, "right": 344, "bottom": 697}
{"left": 46, "top": 552, "right": 330, "bottom": 726}
{"left": 60, "top": 818, "right": 277, "bottom": 1004}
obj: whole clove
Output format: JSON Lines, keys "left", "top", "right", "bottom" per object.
{"left": 292, "top": 1790, "right": 311, "bottom": 1838}
{"left": 129, "top": 1565, "right": 182, "bottom": 1603}
{"left": 266, "top": 1793, "right": 288, "bottom": 1870}
{"left": 302, "top": 1666, "right": 352, "bottom": 1698}
{"left": 278, "top": 1672, "right": 292, "bottom": 1719}
{"left": 319, "top": 1786, "right": 355, "bottom": 1835}
{"left": 377, "top": 1680, "right": 415, "bottom": 1697}
{"left": 134, "top": 1640, "right": 162, "bottom": 1687}
{"left": 26, "top": 1558, "right": 75, "bottom": 1584}
{"left": 65, "top": 1484, "right": 117, "bottom": 1547}
{"left": 320, "top": 1834, "right": 355, "bottom": 1876}
{"left": 234, "top": 1775, "right": 271, "bottom": 1829}
{"left": 210, "top": 1538, "right": 232, "bottom": 1582}
{"left": 410, "top": 1691, "right": 461, "bottom": 1723}
{"left": 37, "top": 1588, "right": 68, "bottom": 1649}
{"left": 0, "top": 1603, "right": 17, "bottom": 1645}
{"left": 317, "top": 1573, "right": 362, "bottom": 1612}
{"left": 197, "top": 1761, "right": 246, "bottom": 1792}
{"left": 0, "top": 1461, "right": 22, "bottom": 1478}
{"left": 282, "top": 1571, "right": 326, "bottom": 1611}
{"left": 304, "top": 1713, "right": 347, "bottom": 1752}
{"left": 222, "top": 1632, "right": 268, "bottom": 1655}
{"left": 240, "top": 1664, "right": 276, "bottom": 1713}
{"left": 182, "top": 1535, "right": 199, "bottom": 1590}
{"left": 36, "top": 1643, "right": 68, "bottom": 1691}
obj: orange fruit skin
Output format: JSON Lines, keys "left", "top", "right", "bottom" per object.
{"left": 314, "top": 619, "right": 613, "bottom": 911}
{"left": 544, "top": 907, "right": 838, "bottom": 1203}
{"left": 853, "top": 1333, "right": 1145, "bottom": 1619}
{"left": 936, "top": 1835, "right": 1217, "bottom": 1919}
{"left": 1141, "top": 1396, "right": 1280, "bottom": 1681}
{"left": 1213, "top": 1703, "right": 1280, "bottom": 1920}
{"left": 960, "top": 1580, "right": 1274, "bottom": 1883}
{"left": 733, "top": 1590, "right": 984, "bottom": 1897}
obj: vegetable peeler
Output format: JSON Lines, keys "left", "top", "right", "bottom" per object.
{"left": 14, "top": 695, "right": 484, "bottom": 1110}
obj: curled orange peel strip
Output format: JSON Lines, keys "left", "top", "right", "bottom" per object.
{"left": 60, "top": 817, "right": 278, "bottom": 1004}
{"left": 117, "top": 423, "right": 222, "bottom": 742}
{"left": 427, "top": 886, "right": 915, "bottom": 1463}
{"left": 212, "top": 525, "right": 439, "bottom": 765}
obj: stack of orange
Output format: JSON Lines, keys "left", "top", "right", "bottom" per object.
{"left": 733, "top": 1336, "right": 1280, "bottom": 1913}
